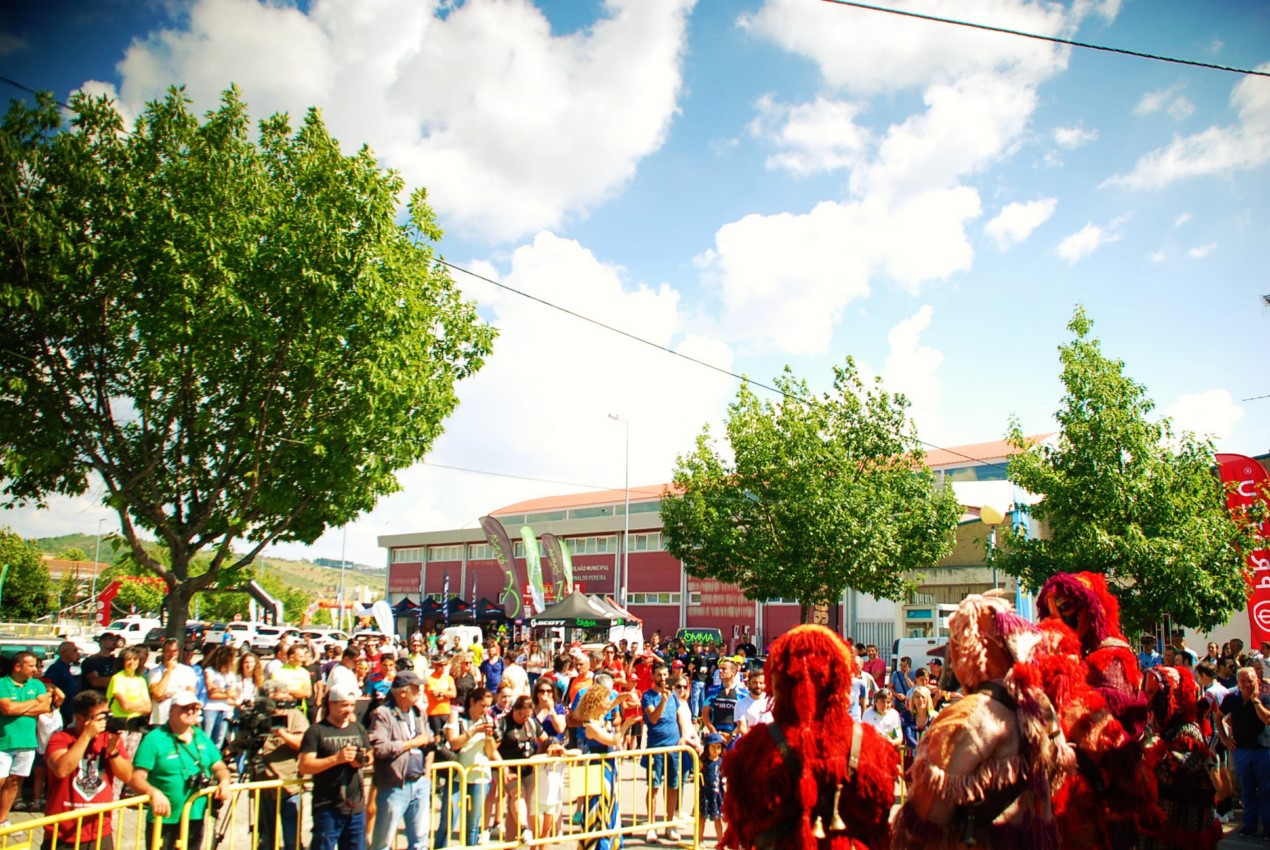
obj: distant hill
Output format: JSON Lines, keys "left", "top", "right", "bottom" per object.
{"left": 312, "top": 556, "right": 382, "bottom": 572}
{"left": 30, "top": 535, "right": 383, "bottom": 599}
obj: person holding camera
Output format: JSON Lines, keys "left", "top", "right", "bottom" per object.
{"left": 44, "top": 690, "right": 134, "bottom": 850}
{"left": 367, "top": 670, "right": 434, "bottom": 850}
{"left": 129, "top": 691, "right": 232, "bottom": 850}
{"left": 300, "top": 683, "right": 373, "bottom": 850}
{"left": 251, "top": 680, "right": 309, "bottom": 850}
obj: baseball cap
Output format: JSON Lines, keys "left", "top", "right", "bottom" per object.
{"left": 171, "top": 691, "right": 200, "bottom": 707}
{"left": 329, "top": 683, "right": 361, "bottom": 703}
{"left": 703, "top": 732, "right": 724, "bottom": 746}
{"left": 392, "top": 671, "right": 423, "bottom": 690}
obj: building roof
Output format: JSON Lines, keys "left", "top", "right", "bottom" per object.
{"left": 488, "top": 435, "right": 1054, "bottom": 516}
{"left": 493, "top": 484, "right": 672, "bottom": 515}
{"left": 922, "top": 434, "right": 1054, "bottom": 470}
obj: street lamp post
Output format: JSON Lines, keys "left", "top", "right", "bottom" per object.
{"left": 608, "top": 414, "right": 630, "bottom": 606}
{"left": 90, "top": 518, "right": 105, "bottom": 625}
{"left": 980, "top": 505, "right": 1005, "bottom": 589}
{"left": 337, "top": 526, "right": 348, "bottom": 632}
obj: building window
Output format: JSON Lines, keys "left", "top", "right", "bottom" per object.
{"left": 564, "top": 536, "right": 617, "bottom": 556}
{"left": 391, "top": 547, "right": 423, "bottom": 564}
{"left": 427, "top": 545, "right": 462, "bottom": 562}
{"left": 689, "top": 592, "right": 702, "bottom": 606}
{"left": 513, "top": 540, "right": 524, "bottom": 558}
{"left": 469, "top": 543, "right": 492, "bottom": 560}
{"left": 627, "top": 592, "right": 682, "bottom": 605}
{"left": 630, "top": 532, "right": 662, "bottom": 552}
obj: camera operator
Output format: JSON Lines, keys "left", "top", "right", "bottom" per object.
{"left": 300, "top": 683, "right": 373, "bottom": 850}
{"left": 249, "top": 680, "right": 309, "bottom": 850}
{"left": 129, "top": 691, "right": 232, "bottom": 850}
{"left": 44, "top": 690, "right": 134, "bottom": 850}
{"left": 367, "top": 671, "right": 433, "bottom": 850}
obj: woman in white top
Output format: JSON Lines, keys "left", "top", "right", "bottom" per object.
{"left": 445, "top": 688, "right": 498, "bottom": 846}
{"left": 861, "top": 688, "right": 903, "bottom": 749}
{"left": 202, "top": 645, "right": 240, "bottom": 748}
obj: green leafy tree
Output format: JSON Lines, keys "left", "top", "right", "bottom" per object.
{"left": 0, "top": 88, "right": 494, "bottom": 637}
{"left": 101, "top": 545, "right": 168, "bottom": 616}
{"left": 62, "top": 547, "right": 88, "bottom": 561}
{"left": 194, "top": 562, "right": 311, "bottom": 624}
{"left": 997, "top": 307, "right": 1256, "bottom": 633}
{"left": 661, "top": 360, "right": 961, "bottom": 623}
{"left": 0, "top": 529, "right": 53, "bottom": 619}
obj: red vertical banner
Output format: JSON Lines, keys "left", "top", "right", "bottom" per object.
{"left": 1216, "top": 454, "right": 1270, "bottom": 644}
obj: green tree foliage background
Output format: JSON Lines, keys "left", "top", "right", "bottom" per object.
{"left": 661, "top": 359, "right": 961, "bottom": 623}
{"left": 0, "top": 87, "right": 494, "bottom": 636}
{"left": 997, "top": 307, "right": 1257, "bottom": 634}
{"left": 0, "top": 529, "right": 53, "bottom": 620}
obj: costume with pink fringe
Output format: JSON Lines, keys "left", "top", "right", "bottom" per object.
{"left": 892, "top": 594, "right": 1074, "bottom": 850}
{"left": 722, "top": 626, "right": 900, "bottom": 850}
{"left": 1139, "top": 665, "right": 1221, "bottom": 850}
{"left": 1034, "top": 572, "right": 1158, "bottom": 849}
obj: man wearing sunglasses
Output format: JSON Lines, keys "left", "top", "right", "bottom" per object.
{"left": 45, "top": 690, "right": 134, "bottom": 850}
{"left": 130, "top": 691, "right": 232, "bottom": 850}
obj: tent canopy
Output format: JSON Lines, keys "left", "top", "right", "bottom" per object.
{"left": 530, "top": 589, "right": 616, "bottom": 628}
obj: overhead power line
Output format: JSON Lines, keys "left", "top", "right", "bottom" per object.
{"left": 438, "top": 258, "right": 1016, "bottom": 476}
{"left": 820, "top": 0, "right": 1270, "bottom": 78}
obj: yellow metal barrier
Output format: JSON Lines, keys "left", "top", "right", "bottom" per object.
{"left": 1, "top": 744, "right": 704, "bottom": 850}
{"left": 0, "top": 792, "right": 161, "bottom": 850}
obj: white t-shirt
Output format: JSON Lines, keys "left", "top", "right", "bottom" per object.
{"left": 204, "top": 669, "right": 239, "bottom": 712}
{"left": 739, "top": 693, "right": 774, "bottom": 728}
{"left": 326, "top": 663, "right": 358, "bottom": 694}
{"left": 862, "top": 707, "right": 902, "bottom": 744}
{"left": 147, "top": 663, "right": 199, "bottom": 724}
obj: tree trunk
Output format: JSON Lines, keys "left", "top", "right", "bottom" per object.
{"left": 164, "top": 579, "right": 196, "bottom": 640}
{"left": 799, "top": 601, "right": 810, "bottom": 624}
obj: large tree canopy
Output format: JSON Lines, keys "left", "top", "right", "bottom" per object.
{"left": 0, "top": 87, "right": 495, "bottom": 634}
{"left": 661, "top": 360, "right": 960, "bottom": 622}
{"left": 0, "top": 529, "right": 53, "bottom": 620}
{"left": 997, "top": 307, "right": 1255, "bottom": 634}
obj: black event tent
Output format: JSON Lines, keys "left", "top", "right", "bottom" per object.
{"left": 529, "top": 589, "right": 616, "bottom": 628}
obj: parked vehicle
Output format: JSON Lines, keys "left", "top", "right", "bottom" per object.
{"left": 140, "top": 622, "right": 208, "bottom": 652}
{"left": 441, "top": 625, "right": 483, "bottom": 652}
{"left": 0, "top": 637, "right": 64, "bottom": 665}
{"left": 890, "top": 637, "right": 949, "bottom": 676}
{"left": 250, "top": 625, "right": 300, "bottom": 656}
{"left": 224, "top": 621, "right": 256, "bottom": 650}
{"left": 99, "top": 617, "right": 162, "bottom": 644}
{"left": 299, "top": 628, "right": 350, "bottom": 654}
{"left": 190, "top": 620, "right": 227, "bottom": 646}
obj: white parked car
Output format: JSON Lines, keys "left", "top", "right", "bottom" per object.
{"left": 250, "top": 625, "right": 300, "bottom": 656}
{"left": 299, "top": 628, "right": 350, "bottom": 654}
{"left": 99, "top": 617, "right": 162, "bottom": 644}
{"left": 224, "top": 621, "right": 257, "bottom": 650}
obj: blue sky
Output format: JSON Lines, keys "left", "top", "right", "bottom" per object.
{"left": 3, "top": 0, "right": 1268, "bottom": 567}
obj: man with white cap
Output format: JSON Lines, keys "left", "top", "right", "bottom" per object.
{"left": 129, "top": 690, "right": 231, "bottom": 850}
{"left": 301, "top": 682, "right": 373, "bottom": 850}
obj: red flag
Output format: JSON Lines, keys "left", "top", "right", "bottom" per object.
{"left": 1216, "top": 454, "right": 1270, "bottom": 644}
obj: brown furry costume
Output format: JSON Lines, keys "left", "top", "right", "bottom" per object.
{"left": 722, "top": 625, "right": 900, "bottom": 850}
{"left": 892, "top": 594, "right": 1074, "bottom": 850}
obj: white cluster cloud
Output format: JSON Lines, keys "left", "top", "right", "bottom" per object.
{"left": 1108, "top": 69, "right": 1270, "bottom": 190}
{"left": 882, "top": 305, "right": 947, "bottom": 441}
{"left": 1165, "top": 388, "right": 1245, "bottom": 442}
{"left": 1057, "top": 219, "right": 1122, "bottom": 264}
{"left": 698, "top": 0, "right": 1115, "bottom": 354}
{"left": 696, "top": 188, "right": 979, "bottom": 354}
{"left": 1133, "top": 85, "right": 1196, "bottom": 121}
{"left": 1053, "top": 125, "right": 1098, "bottom": 149}
{"left": 83, "top": 0, "right": 694, "bottom": 242}
{"left": 985, "top": 198, "right": 1057, "bottom": 250}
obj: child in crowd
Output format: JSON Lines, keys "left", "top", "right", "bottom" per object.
{"left": 699, "top": 733, "right": 725, "bottom": 844}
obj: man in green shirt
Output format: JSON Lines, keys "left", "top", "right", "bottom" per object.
{"left": 129, "top": 691, "right": 232, "bottom": 850}
{"left": 0, "top": 650, "right": 51, "bottom": 826}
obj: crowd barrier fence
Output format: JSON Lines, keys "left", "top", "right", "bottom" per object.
{"left": 0, "top": 744, "right": 702, "bottom": 850}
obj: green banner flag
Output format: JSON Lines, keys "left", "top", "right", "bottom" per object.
{"left": 521, "top": 526, "right": 545, "bottom": 614}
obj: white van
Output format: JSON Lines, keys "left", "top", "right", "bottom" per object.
{"left": 890, "top": 637, "right": 948, "bottom": 676}
{"left": 442, "top": 625, "right": 484, "bottom": 653}
{"left": 100, "top": 617, "right": 162, "bottom": 644}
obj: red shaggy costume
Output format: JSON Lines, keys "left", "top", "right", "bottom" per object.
{"left": 892, "top": 594, "right": 1074, "bottom": 850}
{"left": 1034, "top": 572, "right": 1158, "bottom": 849}
{"left": 722, "top": 625, "right": 900, "bottom": 850}
{"left": 1139, "top": 665, "right": 1221, "bottom": 850}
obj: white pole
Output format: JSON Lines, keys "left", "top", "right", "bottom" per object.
{"left": 609, "top": 414, "right": 630, "bottom": 606}
{"left": 338, "top": 526, "right": 348, "bottom": 633}
{"left": 90, "top": 518, "right": 104, "bottom": 626}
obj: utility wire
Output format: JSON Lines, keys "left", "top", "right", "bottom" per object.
{"left": 438, "top": 258, "right": 1017, "bottom": 475}
{"left": 422, "top": 461, "right": 613, "bottom": 492}
{"left": 820, "top": 0, "right": 1270, "bottom": 78}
